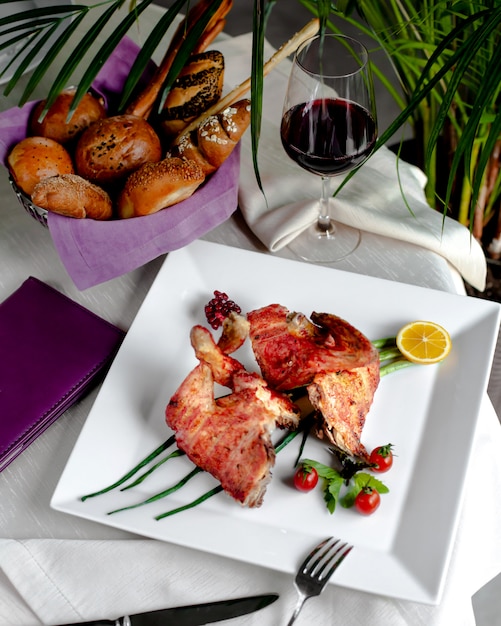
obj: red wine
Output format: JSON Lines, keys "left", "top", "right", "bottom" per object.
{"left": 281, "top": 98, "right": 376, "bottom": 176}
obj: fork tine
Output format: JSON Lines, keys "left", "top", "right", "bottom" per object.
{"left": 307, "top": 537, "right": 350, "bottom": 582}
{"left": 288, "top": 537, "right": 352, "bottom": 625}
{"left": 322, "top": 542, "right": 352, "bottom": 581}
{"left": 299, "top": 537, "right": 338, "bottom": 574}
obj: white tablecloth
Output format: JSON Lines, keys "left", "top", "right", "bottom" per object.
{"left": 1, "top": 4, "right": 500, "bottom": 626}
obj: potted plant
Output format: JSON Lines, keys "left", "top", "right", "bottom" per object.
{"left": 1, "top": 0, "right": 499, "bottom": 280}
{"left": 305, "top": 0, "right": 501, "bottom": 265}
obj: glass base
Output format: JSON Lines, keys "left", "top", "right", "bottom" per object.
{"left": 288, "top": 220, "right": 361, "bottom": 263}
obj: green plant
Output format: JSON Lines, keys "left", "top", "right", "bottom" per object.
{"left": 308, "top": 0, "right": 501, "bottom": 254}
{"left": 1, "top": 0, "right": 500, "bottom": 254}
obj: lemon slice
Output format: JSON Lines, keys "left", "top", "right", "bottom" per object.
{"left": 396, "top": 321, "right": 452, "bottom": 364}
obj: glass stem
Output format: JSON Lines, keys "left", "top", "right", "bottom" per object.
{"left": 317, "top": 176, "right": 334, "bottom": 234}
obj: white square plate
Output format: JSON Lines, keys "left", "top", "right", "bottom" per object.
{"left": 51, "top": 240, "right": 500, "bottom": 604}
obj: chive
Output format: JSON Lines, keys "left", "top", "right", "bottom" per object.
{"left": 380, "top": 359, "right": 415, "bottom": 377}
{"left": 81, "top": 436, "right": 176, "bottom": 501}
{"left": 108, "top": 468, "right": 202, "bottom": 515}
{"left": 155, "top": 484, "right": 224, "bottom": 520}
{"left": 121, "top": 449, "right": 186, "bottom": 491}
{"left": 275, "top": 428, "right": 300, "bottom": 453}
{"left": 378, "top": 346, "right": 403, "bottom": 362}
{"left": 372, "top": 336, "right": 397, "bottom": 349}
{"left": 292, "top": 413, "right": 317, "bottom": 467}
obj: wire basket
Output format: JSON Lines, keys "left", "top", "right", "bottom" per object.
{"left": 9, "top": 175, "right": 48, "bottom": 227}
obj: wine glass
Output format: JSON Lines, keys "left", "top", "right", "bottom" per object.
{"left": 280, "top": 33, "right": 377, "bottom": 262}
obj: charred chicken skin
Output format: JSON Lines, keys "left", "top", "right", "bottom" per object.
{"left": 248, "top": 304, "right": 380, "bottom": 460}
{"left": 165, "top": 321, "right": 300, "bottom": 507}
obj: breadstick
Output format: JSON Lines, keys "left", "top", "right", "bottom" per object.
{"left": 178, "top": 17, "right": 320, "bottom": 138}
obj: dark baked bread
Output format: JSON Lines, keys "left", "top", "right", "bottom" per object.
{"left": 160, "top": 50, "right": 225, "bottom": 139}
{"left": 75, "top": 114, "right": 162, "bottom": 185}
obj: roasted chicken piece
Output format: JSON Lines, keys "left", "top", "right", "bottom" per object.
{"left": 165, "top": 323, "right": 300, "bottom": 507}
{"left": 247, "top": 304, "right": 378, "bottom": 390}
{"left": 248, "top": 304, "right": 380, "bottom": 460}
{"left": 308, "top": 361, "right": 380, "bottom": 459}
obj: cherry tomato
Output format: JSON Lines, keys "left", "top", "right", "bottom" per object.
{"left": 293, "top": 465, "right": 319, "bottom": 492}
{"left": 369, "top": 444, "right": 394, "bottom": 473}
{"left": 355, "top": 486, "right": 380, "bottom": 515}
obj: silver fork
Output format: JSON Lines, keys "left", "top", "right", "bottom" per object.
{"left": 287, "top": 537, "right": 353, "bottom": 625}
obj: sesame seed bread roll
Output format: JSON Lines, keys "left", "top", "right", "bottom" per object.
{"left": 30, "top": 88, "right": 107, "bottom": 144}
{"left": 31, "top": 174, "right": 113, "bottom": 220}
{"left": 172, "top": 99, "right": 251, "bottom": 176}
{"left": 75, "top": 114, "right": 162, "bottom": 186}
{"left": 7, "top": 136, "right": 74, "bottom": 196}
{"left": 117, "top": 157, "right": 205, "bottom": 218}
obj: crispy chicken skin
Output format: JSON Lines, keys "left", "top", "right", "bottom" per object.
{"left": 247, "top": 304, "right": 379, "bottom": 390}
{"left": 165, "top": 322, "right": 300, "bottom": 507}
{"left": 248, "top": 304, "right": 380, "bottom": 459}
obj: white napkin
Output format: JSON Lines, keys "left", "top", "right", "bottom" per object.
{"left": 2, "top": 395, "right": 501, "bottom": 626}
{"left": 215, "top": 34, "right": 486, "bottom": 292}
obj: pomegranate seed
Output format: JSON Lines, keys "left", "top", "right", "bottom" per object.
{"left": 204, "top": 290, "right": 242, "bottom": 329}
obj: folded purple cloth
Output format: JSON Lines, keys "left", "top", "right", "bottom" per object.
{"left": 48, "top": 149, "right": 239, "bottom": 289}
{"left": 0, "top": 37, "right": 240, "bottom": 290}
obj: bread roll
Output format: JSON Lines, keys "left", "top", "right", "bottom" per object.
{"left": 160, "top": 50, "right": 224, "bottom": 140}
{"left": 30, "top": 88, "right": 106, "bottom": 144}
{"left": 75, "top": 114, "right": 162, "bottom": 185}
{"left": 172, "top": 99, "right": 250, "bottom": 176}
{"left": 125, "top": 0, "right": 232, "bottom": 119}
{"left": 8, "top": 136, "right": 75, "bottom": 196}
{"left": 117, "top": 157, "right": 205, "bottom": 218}
{"left": 31, "top": 174, "right": 113, "bottom": 220}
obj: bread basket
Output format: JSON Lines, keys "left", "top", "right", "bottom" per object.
{"left": 9, "top": 175, "right": 48, "bottom": 227}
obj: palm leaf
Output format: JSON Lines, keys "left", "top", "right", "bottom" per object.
{"left": 69, "top": 0, "right": 156, "bottom": 116}
{"left": 0, "top": 31, "right": 39, "bottom": 75}
{"left": 250, "top": 0, "right": 267, "bottom": 196}
{"left": 0, "top": 3, "right": 80, "bottom": 86}
{"left": 118, "top": 0, "right": 188, "bottom": 110}
{"left": 17, "top": 11, "right": 88, "bottom": 105}
{"left": 3, "top": 22, "right": 61, "bottom": 92}
{"left": 0, "top": 2, "right": 79, "bottom": 25}
{"left": 423, "top": 10, "right": 496, "bottom": 164}
{"left": 448, "top": 46, "right": 501, "bottom": 221}
{"left": 40, "top": 0, "right": 127, "bottom": 112}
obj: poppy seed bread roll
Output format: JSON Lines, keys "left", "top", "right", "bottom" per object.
{"left": 160, "top": 50, "right": 225, "bottom": 140}
{"left": 117, "top": 157, "right": 205, "bottom": 218}
{"left": 7, "top": 136, "right": 74, "bottom": 196}
{"left": 75, "top": 114, "right": 162, "bottom": 186}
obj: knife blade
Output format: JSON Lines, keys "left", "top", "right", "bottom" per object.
{"left": 63, "top": 593, "right": 279, "bottom": 626}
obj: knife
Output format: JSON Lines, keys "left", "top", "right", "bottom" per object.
{"left": 63, "top": 593, "right": 279, "bottom": 626}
